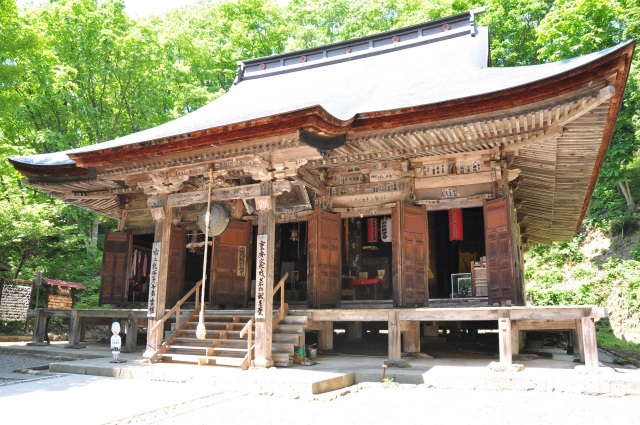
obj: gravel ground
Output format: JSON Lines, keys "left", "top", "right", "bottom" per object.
{"left": 112, "top": 382, "right": 640, "bottom": 425}
{"left": 0, "top": 352, "right": 76, "bottom": 383}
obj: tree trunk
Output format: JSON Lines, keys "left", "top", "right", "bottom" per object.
{"left": 13, "top": 253, "right": 27, "bottom": 280}
{"left": 92, "top": 216, "right": 99, "bottom": 246}
{"left": 618, "top": 180, "right": 635, "bottom": 211}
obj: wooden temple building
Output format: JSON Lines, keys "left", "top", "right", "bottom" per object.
{"left": 9, "top": 10, "right": 635, "bottom": 369}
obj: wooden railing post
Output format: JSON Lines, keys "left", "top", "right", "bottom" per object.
{"left": 31, "top": 308, "right": 47, "bottom": 345}
{"left": 67, "top": 309, "right": 82, "bottom": 348}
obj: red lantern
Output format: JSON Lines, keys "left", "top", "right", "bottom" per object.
{"left": 448, "top": 209, "right": 463, "bottom": 241}
{"left": 367, "top": 217, "right": 378, "bottom": 243}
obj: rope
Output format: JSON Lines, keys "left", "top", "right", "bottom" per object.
{"left": 196, "top": 169, "right": 213, "bottom": 340}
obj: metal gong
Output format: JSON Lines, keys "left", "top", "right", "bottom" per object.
{"left": 197, "top": 202, "right": 231, "bottom": 237}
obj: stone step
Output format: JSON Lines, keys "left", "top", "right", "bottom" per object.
{"left": 162, "top": 353, "right": 246, "bottom": 368}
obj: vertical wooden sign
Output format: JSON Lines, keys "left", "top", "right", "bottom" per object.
{"left": 147, "top": 242, "right": 161, "bottom": 318}
{"left": 255, "top": 235, "right": 268, "bottom": 318}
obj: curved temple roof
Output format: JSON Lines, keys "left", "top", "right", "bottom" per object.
{"left": 9, "top": 14, "right": 632, "bottom": 169}
{"left": 7, "top": 10, "right": 636, "bottom": 244}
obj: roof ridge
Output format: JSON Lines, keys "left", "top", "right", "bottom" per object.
{"left": 234, "top": 8, "right": 485, "bottom": 84}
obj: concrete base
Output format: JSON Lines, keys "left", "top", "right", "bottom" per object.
{"left": 487, "top": 361, "right": 525, "bottom": 372}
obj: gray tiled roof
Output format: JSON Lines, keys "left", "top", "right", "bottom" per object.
{"left": 9, "top": 24, "right": 633, "bottom": 168}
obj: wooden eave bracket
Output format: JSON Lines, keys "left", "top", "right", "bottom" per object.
{"left": 298, "top": 129, "right": 347, "bottom": 162}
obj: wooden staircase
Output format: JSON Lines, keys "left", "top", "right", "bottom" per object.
{"left": 159, "top": 311, "right": 255, "bottom": 369}
{"left": 272, "top": 311, "right": 308, "bottom": 367}
{"left": 149, "top": 273, "right": 306, "bottom": 369}
{"left": 154, "top": 309, "right": 307, "bottom": 369}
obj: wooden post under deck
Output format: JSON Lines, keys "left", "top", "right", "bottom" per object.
{"left": 498, "top": 311, "right": 512, "bottom": 365}
{"left": 253, "top": 182, "right": 275, "bottom": 368}
{"left": 403, "top": 320, "right": 420, "bottom": 353}
{"left": 511, "top": 320, "right": 520, "bottom": 355}
{"left": 125, "top": 310, "right": 138, "bottom": 351}
{"left": 580, "top": 315, "right": 599, "bottom": 368}
{"left": 347, "top": 321, "right": 363, "bottom": 341}
{"left": 388, "top": 310, "right": 401, "bottom": 362}
{"left": 317, "top": 321, "right": 334, "bottom": 350}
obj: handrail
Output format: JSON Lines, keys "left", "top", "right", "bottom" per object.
{"left": 240, "top": 272, "right": 289, "bottom": 368}
{"left": 239, "top": 316, "right": 254, "bottom": 369}
{"left": 148, "top": 279, "right": 204, "bottom": 363}
{"left": 273, "top": 272, "right": 289, "bottom": 325}
{"left": 149, "top": 278, "right": 203, "bottom": 335}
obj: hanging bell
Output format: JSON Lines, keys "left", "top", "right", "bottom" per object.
{"left": 198, "top": 202, "right": 231, "bottom": 237}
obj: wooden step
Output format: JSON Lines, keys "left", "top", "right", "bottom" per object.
{"left": 272, "top": 352, "right": 292, "bottom": 367}
{"left": 272, "top": 342, "right": 294, "bottom": 354}
{"left": 185, "top": 322, "right": 249, "bottom": 331}
{"left": 181, "top": 329, "right": 253, "bottom": 339}
{"left": 162, "top": 353, "right": 246, "bottom": 367}
{"left": 275, "top": 324, "right": 304, "bottom": 334}
{"left": 281, "top": 315, "right": 308, "bottom": 325}
{"left": 272, "top": 333, "right": 300, "bottom": 344}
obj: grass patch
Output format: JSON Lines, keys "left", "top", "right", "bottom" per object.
{"left": 596, "top": 319, "right": 640, "bottom": 365}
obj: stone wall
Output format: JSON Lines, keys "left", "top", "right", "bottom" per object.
{"left": 0, "top": 283, "right": 32, "bottom": 322}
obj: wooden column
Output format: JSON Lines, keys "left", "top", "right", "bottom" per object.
{"left": 67, "top": 309, "right": 82, "bottom": 347}
{"left": 346, "top": 321, "right": 363, "bottom": 341}
{"left": 125, "top": 310, "right": 138, "bottom": 352}
{"left": 511, "top": 320, "right": 520, "bottom": 355}
{"left": 317, "top": 321, "right": 334, "bottom": 350}
{"left": 253, "top": 182, "right": 275, "bottom": 368}
{"left": 403, "top": 320, "right": 420, "bottom": 353}
{"left": 498, "top": 310, "right": 512, "bottom": 365}
{"left": 580, "top": 313, "right": 599, "bottom": 368}
{"left": 423, "top": 321, "right": 439, "bottom": 337}
{"left": 32, "top": 308, "right": 47, "bottom": 344}
{"left": 388, "top": 310, "right": 401, "bottom": 362}
{"left": 574, "top": 323, "right": 586, "bottom": 363}
{"left": 146, "top": 194, "right": 172, "bottom": 355}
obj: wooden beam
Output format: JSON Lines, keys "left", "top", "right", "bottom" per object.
{"left": 416, "top": 194, "right": 493, "bottom": 211}
{"left": 167, "top": 180, "right": 292, "bottom": 207}
{"left": 306, "top": 306, "right": 606, "bottom": 322}
{"left": 292, "top": 167, "right": 325, "bottom": 194}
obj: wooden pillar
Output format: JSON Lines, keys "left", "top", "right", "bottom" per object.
{"left": 346, "top": 321, "right": 363, "bottom": 341}
{"left": 253, "top": 182, "right": 275, "bottom": 368}
{"left": 146, "top": 194, "right": 172, "bottom": 355}
{"left": 498, "top": 311, "right": 512, "bottom": 365}
{"left": 32, "top": 308, "right": 47, "bottom": 344}
{"left": 403, "top": 320, "right": 420, "bottom": 353}
{"left": 423, "top": 321, "right": 439, "bottom": 337}
{"left": 453, "top": 321, "right": 462, "bottom": 339}
{"left": 67, "top": 309, "right": 82, "bottom": 347}
{"left": 580, "top": 314, "right": 599, "bottom": 368}
{"left": 317, "top": 321, "right": 334, "bottom": 350}
{"left": 388, "top": 310, "right": 401, "bottom": 362}
{"left": 125, "top": 310, "right": 138, "bottom": 352}
{"left": 510, "top": 320, "right": 520, "bottom": 355}
{"left": 575, "top": 320, "right": 585, "bottom": 363}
